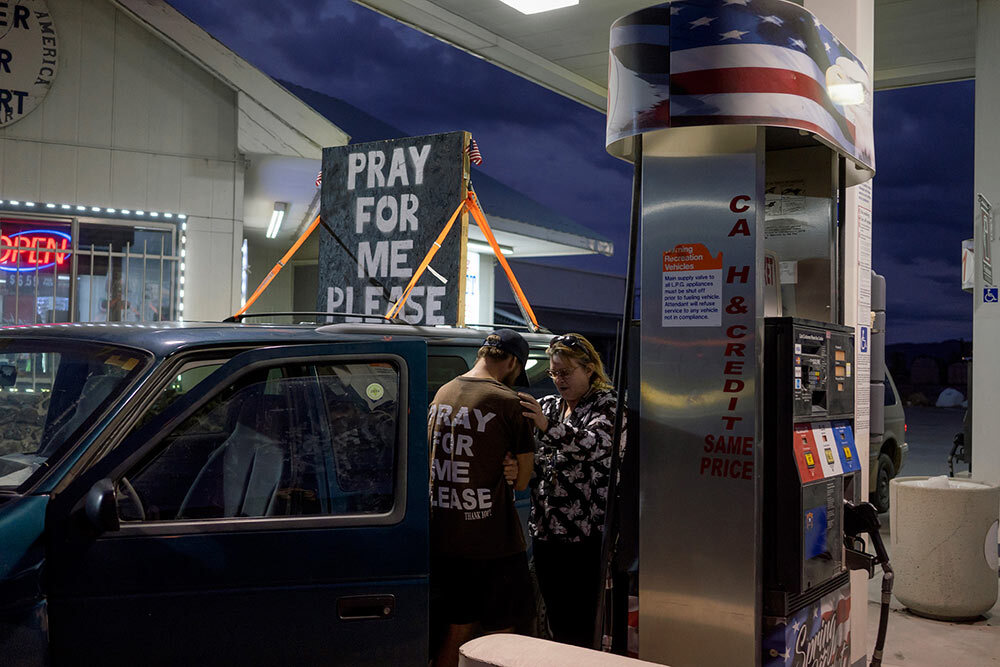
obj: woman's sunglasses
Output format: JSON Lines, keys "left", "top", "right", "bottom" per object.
{"left": 549, "top": 334, "right": 584, "bottom": 350}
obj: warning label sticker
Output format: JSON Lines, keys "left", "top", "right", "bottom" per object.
{"left": 662, "top": 243, "right": 724, "bottom": 327}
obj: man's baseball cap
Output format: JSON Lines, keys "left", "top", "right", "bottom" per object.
{"left": 483, "top": 329, "right": 528, "bottom": 365}
{"left": 483, "top": 329, "right": 530, "bottom": 386}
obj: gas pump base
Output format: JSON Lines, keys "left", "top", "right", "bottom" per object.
{"left": 763, "top": 574, "right": 852, "bottom": 667}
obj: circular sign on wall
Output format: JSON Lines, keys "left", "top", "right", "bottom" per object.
{"left": 0, "top": 0, "right": 57, "bottom": 127}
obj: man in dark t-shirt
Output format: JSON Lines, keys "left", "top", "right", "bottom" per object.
{"left": 429, "top": 329, "right": 535, "bottom": 667}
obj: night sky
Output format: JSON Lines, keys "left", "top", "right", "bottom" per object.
{"left": 166, "top": 0, "right": 974, "bottom": 345}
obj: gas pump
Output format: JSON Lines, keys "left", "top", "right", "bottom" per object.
{"left": 601, "top": 2, "right": 890, "bottom": 666}
{"left": 761, "top": 318, "right": 869, "bottom": 665}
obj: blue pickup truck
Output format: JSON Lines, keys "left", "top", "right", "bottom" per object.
{"left": 0, "top": 322, "right": 554, "bottom": 666}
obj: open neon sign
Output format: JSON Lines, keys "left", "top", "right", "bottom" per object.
{"left": 0, "top": 230, "right": 72, "bottom": 272}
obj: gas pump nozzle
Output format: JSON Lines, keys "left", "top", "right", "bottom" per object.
{"left": 843, "top": 500, "right": 894, "bottom": 667}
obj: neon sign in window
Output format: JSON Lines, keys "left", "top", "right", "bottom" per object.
{"left": 0, "top": 230, "right": 72, "bottom": 272}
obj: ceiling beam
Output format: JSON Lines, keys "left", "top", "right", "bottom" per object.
{"left": 353, "top": 0, "right": 607, "bottom": 111}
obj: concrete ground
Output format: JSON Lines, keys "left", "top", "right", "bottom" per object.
{"left": 866, "top": 406, "right": 1000, "bottom": 666}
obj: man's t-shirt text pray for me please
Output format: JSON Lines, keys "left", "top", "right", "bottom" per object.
{"left": 428, "top": 376, "right": 534, "bottom": 559}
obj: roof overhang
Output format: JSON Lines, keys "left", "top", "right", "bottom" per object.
{"left": 114, "top": 0, "right": 349, "bottom": 158}
{"left": 353, "top": 0, "right": 976, "bottom": 114}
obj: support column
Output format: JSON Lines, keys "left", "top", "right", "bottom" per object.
{"left": 801, "top": 3, "right": 874, "bottom": 665}
{"left": 973, "top": 0, "right": 1000, "bottom": 488}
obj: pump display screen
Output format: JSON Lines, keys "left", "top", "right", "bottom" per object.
{"left": 791, "top": 326, "right": 855, "bottom": 418}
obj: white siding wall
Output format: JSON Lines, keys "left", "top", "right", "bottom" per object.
{"left": 0, "top": 0, "right": 240, "bottom": 321}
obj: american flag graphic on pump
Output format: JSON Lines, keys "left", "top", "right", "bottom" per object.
{"left": 606, "top": 0, "right": 873, "bottom": 172}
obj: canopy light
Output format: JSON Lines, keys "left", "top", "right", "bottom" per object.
{"left": 468, "top": 239, "right": 514, "bottom": 255}
{"left": 266, "top": 201, "right": 288, "bottom": 239}
{"left": 499, "top": 0, "right": 578, "bottom": 15}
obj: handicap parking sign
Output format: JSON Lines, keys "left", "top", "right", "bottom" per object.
{"left": 985, "top": 287, "right": 999, "bottom": 303}
{"left": 859, "top": 326, "right": 868, "bottom": 353}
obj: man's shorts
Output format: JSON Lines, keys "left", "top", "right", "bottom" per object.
{"left": 431, "top": 551, "right": 533, "bottom": 632}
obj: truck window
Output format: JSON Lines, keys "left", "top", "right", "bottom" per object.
{"left": 118, "top": 360, "right": 399, "bottom": 523}
{"left": 428, "top": 355, "right": 468, "bottom": 397}
{"left": 137, "top": 362, "right": 225, "bottom": 428}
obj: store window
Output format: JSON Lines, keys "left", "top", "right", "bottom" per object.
{"left": 75, "top": 222, "right": 178, "bottom": 323}
{"left": 0, "top": 216, "right": 180, "bottom": 325}
{"left": 0, "top": 219, "right": 72, "bottom": 325}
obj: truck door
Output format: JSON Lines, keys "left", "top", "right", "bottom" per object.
{"left": 44, "top": 341, "right": 429, "bottom": 666}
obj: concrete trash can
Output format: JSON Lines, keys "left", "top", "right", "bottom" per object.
{"left": 890, "top": 475, "right": 999, "bottom": 620}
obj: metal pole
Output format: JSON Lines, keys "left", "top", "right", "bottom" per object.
{"left": 89, "top": 244, "right": 95, "bottom": 322}
{"left": 69, "top": 219, "right": 78, "bottom": 322}
{"left": 158, "top": 242, "right": 165, "bottom": 321}
{"left": 107, "top": 243, "right": 113, "bottom": 322}
{"left": 594, "top": 134, "right": 642, "bottom": 651}
{"left": 124, "top": 242, "right": 131, "bottom": 322}
{"left": 14, "top": 240, "right": 20, "bottom": 324}
{"left": 141, "top": 239, "right": 148, "bottom": 322}
{"left": 837, "top": 156, "right": 846, "bottom": 325}
{"left": 33, "top": 256, "right": 39, "bottom": 324}
{"left": 167, "top": 251, "right": 175, "bottom": 321}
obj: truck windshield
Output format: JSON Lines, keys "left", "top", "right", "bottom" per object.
{"left": 0, "top": 340, "right": 149, "bottom": 490}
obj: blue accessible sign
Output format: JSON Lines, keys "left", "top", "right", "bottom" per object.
{"left": 985, "top": 287, "right": 998, "bottom": 304}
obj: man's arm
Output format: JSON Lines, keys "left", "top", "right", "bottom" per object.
{"left": 514, "top": 451, "right": 534, "bottom": 491}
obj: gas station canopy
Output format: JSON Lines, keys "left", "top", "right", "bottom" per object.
{"left": 353, "top": 0, "right": 975, "bottom": 111}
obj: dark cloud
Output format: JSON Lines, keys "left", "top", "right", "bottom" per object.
{"left": 872, "top": 81, "right": 973, "bottom": 343}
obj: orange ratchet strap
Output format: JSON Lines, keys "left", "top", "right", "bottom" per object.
{"left": 465, "top": 191, "right": 540, "bottom": 331}
{"left": 384, "top": 191, "right": 541, "bottom": 332}
{"left": 233, "top": 214, "right": 321, "bottom": 319}
{"left": 384, "top": 199, "right": 467, "bottom": 321}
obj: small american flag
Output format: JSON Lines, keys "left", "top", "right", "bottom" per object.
{"left": 466, "top": 137, "right": 483, "bottom": 166}
{"left": 315, "top": 171, "right": 322, "bottom": 188}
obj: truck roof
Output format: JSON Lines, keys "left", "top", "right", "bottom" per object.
{"left": 0, "top": 321, "right": 554, "bottom": 358}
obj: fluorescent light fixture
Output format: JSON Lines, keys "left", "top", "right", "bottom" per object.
{"left": 240, "top": 239, "right": 248, "bottom": 307}
{"left": 828, "top": 82, "right": 864, "bottom": 105}
{"left": 91, "top": 206, "right": 100, "bottom": 212}
{"left": 149, "top": 212, "right": 159, "bottom": 217}
{"left": 468, "top": 239, "right": 514, "bottom": 255}
{"left": 121, "top": 209, "right": 131, "bottom": 215}
{"left": 25, "top": 202, "right": 34, "bottom": 206}
{"left": 9, "top": 200, "right": 19, "bottom": 205}
{"left": 46, "top": 203, "right": 55, "bottom": 208}
{"left": 266, "top": 201, "right": 289, "bottom": 239}
{"left": 164, "top": 213, "right": 173, "bottom": 218}
{"left": 499, "top": 0, "right": 578, "bottom": 14}
{"left": 60, "top": 204, "right": 70, "bottom": 209}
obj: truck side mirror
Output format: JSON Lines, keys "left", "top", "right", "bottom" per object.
{"left": 0, "top": 364, "right": 16, "bottom": 388}
{"left": 85, "top": 479, "right": 120, "bottom": 534}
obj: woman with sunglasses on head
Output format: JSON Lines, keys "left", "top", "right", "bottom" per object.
{"left": 517, "top": 333, "right": 621, "bottom": 648}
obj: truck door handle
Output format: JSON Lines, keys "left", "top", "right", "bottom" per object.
{"left": 337, "top": 594, "right": 395, "bottom": 620}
